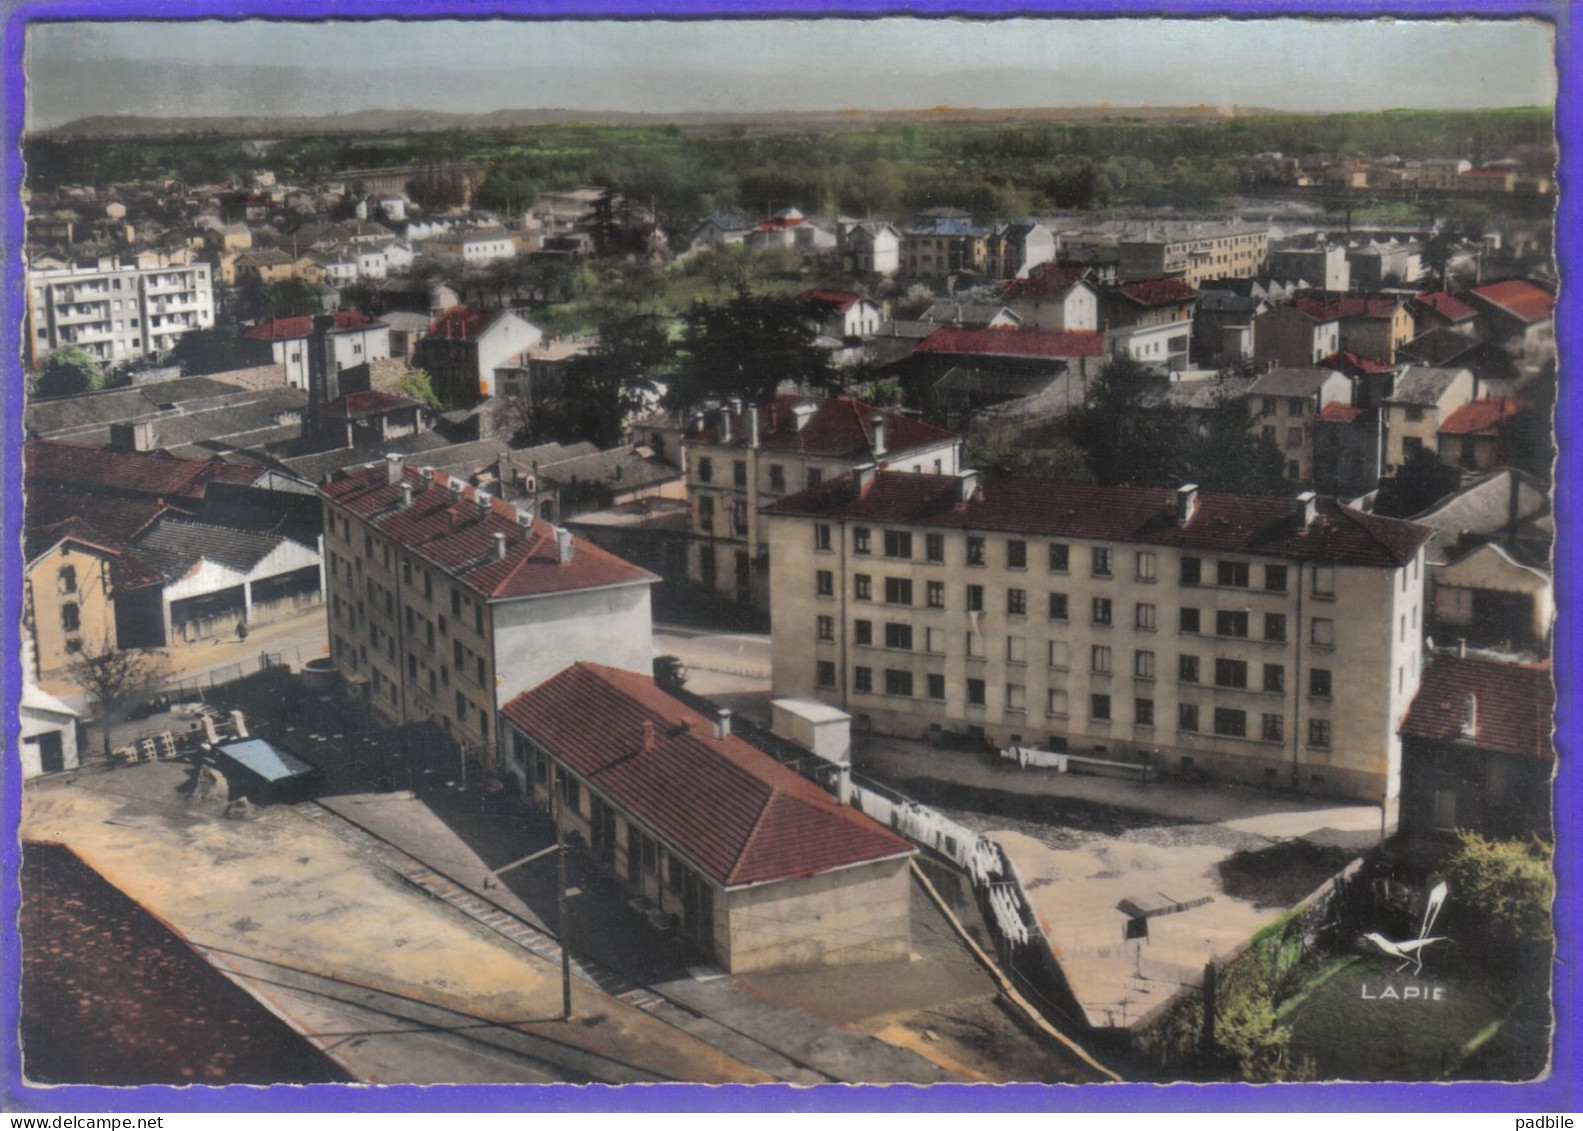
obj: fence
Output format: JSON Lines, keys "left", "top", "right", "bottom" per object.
{"left": 163, "top": 643, "right": 319, "bottom": 697}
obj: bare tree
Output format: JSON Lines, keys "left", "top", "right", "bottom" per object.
{"left": 67, "top": 636, "right": 170, "bottom": 762}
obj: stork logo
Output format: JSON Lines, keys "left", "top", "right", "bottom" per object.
{"left": 1360, "top": 881, "right": 1450, "bottom": 1001}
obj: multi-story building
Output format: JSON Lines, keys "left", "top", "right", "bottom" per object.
{"left": 318, "top": 456, "right": 657, "bottom": 766}
{"left": 413, "top": 306, "right": 544, "bottom": 407}
{"left": 840, "top": 220, "right": 901, "bottom": 276}
{"left": 26, "top": 253, "right": 216, "bottom": 369}
{"left": 1244, "top": 367, "right": 1352, "bottom": 483}
{"left": 241, "top": 310, "right": 392, "bottom": 391}
{"left": 900, "top": 212, "right": 991, "bottom": 278}
{"left": 1253, "top": 302, "right": 1342, "bottom": 369}
{"left": 1290, "top": 295, "right": 1415, "bottom": 364}
{"left": 1001, "top": 263, "right": 1102, "bottom": 332}
{"left": 765, "top": 471, "right": 1432, "bottom": 810}
{"left": 1381, "top": 366, "right": 1477, "bottom": 473}
{"left": 1057, "top": 221, "right": 1269, "bottom": 288}
{"left": 1267, "top": 243, "right": 1350, "bottom": 292}
{"left": 682, "top": 396, "right": 960, "bottom": 608}
{"left": 1099, "top": 277, "right": 1198, "bottom": 372}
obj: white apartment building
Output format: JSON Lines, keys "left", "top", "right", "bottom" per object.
{"left": 765, "top": 471, "right": 1431, "bottom": 811}
{"left": 683, "top": 396, "right": 961, "bottom": 609}
{"left": 27, "top": 254, "right": 216, "bottom": 368}
{"left": 242, "top": 310, "right": 393, "bottom": 391}
{"left": 319, "top": 456, "right": 657, "bottom": 769}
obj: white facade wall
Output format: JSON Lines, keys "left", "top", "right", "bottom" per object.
{"left": 28, "top": 260, "right": 216, "bottom": 367}
{"left": 1011, "top": 281, "right": 1100, "bottom": 332}
{"left": 491, "top": 581, "right": 655, "bottom": 707}
{"left": 473, "top": 313, "right": 545, "bottom": 398}
{"left": 277, "top": 325, "right": 394, "bottom": 390}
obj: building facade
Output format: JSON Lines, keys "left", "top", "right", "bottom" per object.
{"left": 318, "top": 457, "right": 656, "bottom": 766}
{"left": 765, "top": 472, "right": 1431, "bottom": 809}
{"left": 27, "top": 254, "right": 215, "bottom": 369}
{"left": 682, "top": 397, "right": 961, "bottom": 609}
{"left": 241, "top": 310, "right": 392, "bottom": 391}
{"left": 500, "top": 662, "right": 916, "bottom": 973}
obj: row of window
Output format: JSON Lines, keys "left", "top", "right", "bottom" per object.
{"left": 697, "top": 456, "right": 820, "bottom": 492}
{"left": 813, "top": 662, "right": 1333, "bottom": 747}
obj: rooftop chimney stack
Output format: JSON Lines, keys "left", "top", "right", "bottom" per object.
{"left": 790, "top": 402, "right": 817, "bottom": 432}
{"left": 714, "top": 708, "right": 732, "bottom": 740}
{"left": 1460, "top": 693, "right": 1478, "bottom": 739}
{"left": 515, "top": 505, "right": 533, "bottom": 533}
{"left": 420, "top": 466, "right": 435, "bottom": 485}
{"left": 555, "top": 526, "right": 574, "bottom": 564}
{"left": 870, "top": 413, "right": 887, "bottom": 456}
{"left": 958, "top": 468, "right": 981, "bottom": 503}
{"left": 492, "top": 532, "right": 507, "bottom": 561}
{"left": 747, "top": 407, "right": 760, "bottom": 448}
{"left": 475, "top": 490, "right": 491, "bottom": 518}
{"left": 854, "top": 461, "right": 877, "bottom": 493}
{"left": 400, "top": 482, "right": 414, "bottom": 508}
{"left": 1297, "top": 490, "right": 1318, "bottom": 527}
{"left": 385, "top": 453, "right": 403, "bottom": 485}
{"left": 1176, "top": 483, "right": 1200, "bottom": 525}
{"left": 718, "top": 407, "right": 733, "bottom": 444}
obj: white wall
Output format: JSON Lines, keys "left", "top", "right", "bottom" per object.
{"left": 491, "top": 580, "right": 655, "bottom": 706}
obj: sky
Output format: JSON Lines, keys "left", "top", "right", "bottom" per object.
{"left": 25, "top": 17, "right": 1558, "bottom": 129}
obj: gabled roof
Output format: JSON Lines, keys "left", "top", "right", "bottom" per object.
{"left": 1400, "top": 656, "right": 1553, "bottom": 761}
{"left": 242, "top": 310, "right": 384, "bottom": 342}
{"left": 1440, "top": 397, "right": 1531, "bottom": 437}
{"left": 1247, "top": 368, "right": 1346, "bottom": 398}
{"left": 765, "top": 472, "right": 1431, "bottom": 569}
{"left": 132, "top": 518, "right": 292, "bottom": 579}
{"left": 1470, "top": 279, "right": 1556, "bottom": 324}
{"left": 914, "top": 326, "right": 1105, "bottom": 360}
{"left": 25, "top": 439, "right": 259, "bottom": 501}
{"left": 1398, "top": 327, "right": 1488, "bottom": 367}
{"left": 1108, "top": 277, "right": 1199, "bottom": 306}
{"left": 319, "top": 461, "right": 656, "bottom": 602}
{"left": 327, "top": 389, "right": 424, "bottom": 419}
{"left": 1387, "top": 366, "right": 1471, "bottom": 407}
{"left": 500, "top": 663, "right": 914, "bottom": 888}
{"left": 24, "top": 517, "right": 165, "bottom": 590}
{"left": 1001, "top": 262, "right": 1090, "bottom": 301}
{"left": 796, "top": 288, "right": 864, "bottom": 313}
{"left": 427, "top": 305, "right": 496, "bottom": 340}
{"left": 691, "top": 395, "right": 958, "bottom": 457}
{"left": 1293, "top": 295, "right": 1404, "bottom": 322}
{"left": 1410, "top": 291, "right": 1478, "bottom": 324}
{"left": 1317, "top": 350, "right": 1396, "bottom": 375}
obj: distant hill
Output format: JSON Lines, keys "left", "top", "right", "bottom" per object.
{"left": 40, "top": 102, "right": 1281, "bottom": 141}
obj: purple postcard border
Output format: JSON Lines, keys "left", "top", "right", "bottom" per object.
{"left": 0, "top": 0, "right": 1574, "bottom": 1113}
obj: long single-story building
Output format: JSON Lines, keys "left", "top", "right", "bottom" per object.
{"left": 500, "top": 662, "right": 916, "bottom": 973}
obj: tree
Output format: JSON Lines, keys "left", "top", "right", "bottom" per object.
{"left": 1377, "top": 445, "right": 1462, "bottom": 517}
{"left": 33, "top": 347, "right": 104, "bottom": 398}
{"left": 394, "top": 368, "right": 442, "bottom": 409}
{"left": 544, "top": 306, "right": 674, "bottom": 447}
{"left": 668, "top": 289, "right": 836, "bottom": 411}
{"left": 67, "top": 636, "right": 170, "bottom": 763}
{"left": 1441, "top": 832, "right": 1555, "bottom": 952}
{"left": 263, "top": 279, "right": 324, "bottom": 319}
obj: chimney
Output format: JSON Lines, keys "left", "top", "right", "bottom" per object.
{"left": 791, "top": 402, "right": 817, "bottom": 432}
{"left": 515, "top": 505, "right": 533, "bottom": 533}
{"left": 385, "top": 453, "right": 403, "bottom": 485}
{"left": 1296, "top": 490, "right": 1318, "bottom": 527}
{"left": 870, "top": 413, "right": 887, "bottom": 456}
{"left": 747, "top": 406, "right": 760, "bottom": 448}
{"left": 555, "top": 526, "right": 574, "bottom": 563}
{"left": 492, "top": 532, "right": 507, "bottom": 561}
{"left": 854, "top": 461, "right": 877, "bottom": 493}
{"left": 474, "top": 490, "right": 491, "bottom": 518}
{"left": 447, "top": 478, "right": 463, "bottom": 499}
{"left": 957, "top": 468, "right": 981, "bottom": 502}
{"left": 400, "top": 482, "right": 414, "bottom": 508}
{"left": 713, "top": 708, "right": 732, "bottom": 740}
{"left": 718, "top": 407, "right": 733, "bottom": 444}
{"left": 641, "top": 720, "right": 656, "bottom": 753}
{"left": 1460, "top": 693, "right": 1478, "bottom": 739}
{"left": 1176, "top": 483, "right": 1200, "bottom": 524}
{"left": 420, "top": 466, "right": 435, "bottom": 486}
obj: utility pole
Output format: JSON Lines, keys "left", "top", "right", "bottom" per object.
{"left": 556, "top": 780, "right": 572, "bottom": 1020}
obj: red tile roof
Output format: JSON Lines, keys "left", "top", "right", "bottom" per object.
{"left": 327, "top": 390, "right": 423, "bottom": 418}
{"left": 25, "top": 517, "right": 165, "bottom": 591}
{"left": 1317, "top": 402, "right": 1367, "bottom": 423}
{"left": 1400, "top": 656, "right": 1553, "bottom": 761}
{"left": 500, "top": 663, "right": 914, "bottom": 887}
{"left": 241, "top": 310, "right": 384, "bottom": 342}
{"left": 1294, "top": 295, "right": 1403, "bottom": 322}
{"left": 1439, "top": 397, "right": 1531, "bottom": 437}
{"left": 1470, "top": 279, "right": 1556, "bottom": 324}
{"left": 1410, "top": 291, "right": 1478, "bottom": 324}
{"left": 1001, "top": 263, "right": 1089, "bottom": 300}
{"left": 1316, "top": 349, "right": 1396, "bottom": 375}
{"left": 765, "top": 472, "right": 1431, "bottom": 568}
{"left": 428, "top": 305, "right": 495, "bottom": 340}
{"left": 796, "top": 288, "right": 863, "bottom": 313}
{"left": 1108, "top": 277, "right": 1199, "bottom": 306}
{"left": 914, "top": 326, "right": 1106, "bottom": 360}
{"left": 25, "top": 440, "right": 259, "bottom": 502}
{"left": 692, "top": 395, "right": 959, "bottom": 458}
{"left": 319, "top": 461, "right": 656, "bottom": 602}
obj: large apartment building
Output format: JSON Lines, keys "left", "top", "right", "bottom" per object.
{"left": 319, "top": 456, "right": 657, "bottom": 767}
{"left": 1058, "top": 222, "right": 1270, "bottom": 288}
{"left": 683, "top": 396, "right": 961, "bottom": 608}
{"left": 765, "top": 471, "right": 1432, "bottom": 810}
{"left": 26, "top": 253, "right": 216, "bottom": 369}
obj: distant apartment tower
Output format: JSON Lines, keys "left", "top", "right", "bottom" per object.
{"left": 765, "top": 472, "right": 1432, "bottom": 810}
{"left": 26, "top": 254, "right": 216, "bottom": 369}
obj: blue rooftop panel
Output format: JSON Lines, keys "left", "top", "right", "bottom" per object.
{"left": 218, "top": 738, "right": 315, "bottom": 783}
